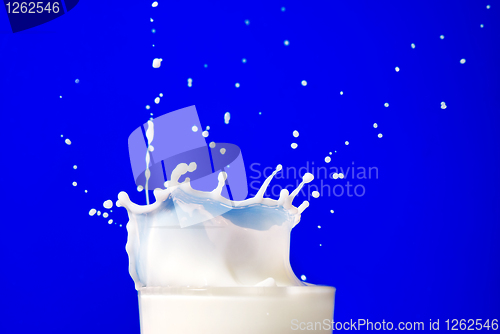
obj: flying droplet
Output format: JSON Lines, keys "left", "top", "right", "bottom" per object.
{"left": 332, "top": 173, "right": 339, "bottom": 179}
{"left": 373, "top": 123, "right": 378, "bottom": 128}
{"left": 235, "top": 83, "right": 240, "bottom": 88}
{"left": 209, "top": 142, "right": 216, "bottom": 148}
{"left": 137, "top": 185, "right": 144, "bottom": 192}
{"left": 384, "top": 103, "right": 389, "bottom": 107}
{"left": 103, "top": 212, "right": 109, "bottom": 218}
{"left": 245, "top": 19, "right": 250, "bottom": 25}
{"left": 192, "top": 125, "right": 198, "bottom": 132}
{"left": 339, "top": 173, "right": 345, "bottom": 179}
{"left": 89, "top": 209, "right": 96, "bottom": 216}
{"left": 440, "top": 35, "right": 445, "bottom": 39}
{"left": 291, "top": 143, "right": 298, "bottom": 149}
{"left": 293, "top": 130, "right": 299, "bottom": 137}
{"left": 152, "top": 58, "right": 162, "bottom": 68}
{"left": 411, "top": 43, "right": 416, "bottom": 49}
{"left": 281, "top": 7, "right": 285, "bottom": 11}
{"left": 108, "top": 219, "right": 113, "bottom": 225}
{"left": 378, "top": 133, "right": 383, "bottom": 138}
{"left": 301, "top": 275, "right": 306, "bottom": 281}
{"left": 242, "top": 58, "right": 247, "bottom": 63}
{"left": 220, "top": 148, "right": 226, "bottom": 155}
{"left": 284, "top": 40, "right": 290, "bottom": 46}
{"left": 460, "top": 58, "right": 466, "bottom": 64}
{"left": 146, "top": 105, "right": 150, "bottom": 110}
{"left": 224, "top": 112, "right": 231, "bottom": 124}
{"left": 152, "top": 1, "right": 158, "bottom": 7}
{"left": 202, "top": 131, "right": 209, "bottom": 138}
{"left": 75, "top": 79, "right": 80, "bottom": 84}
{"left": 301, "top": 80, "right": 307, "bottom": 86}
{"left": 395, "top": 67, "right": 400, "bottom": 72}
{"left": 72, "top": 181, "right": 77, "bottom": 186}
{"left": 330, "top": 210, "right": 334, "bottom": 213}
{"left": 103, "top": 200, "right": 113, "bottom": 209}
{"left": 73, "top": 165, "right": 77, "bottom": 169}
{"left": 345, "top": 141, "right": 349, "bottom": 145}
{"left": 65, "top": 138, "right": 71, "bottom": 145}
{"left": 325, "top": 156, "right": 331, "bottom": 163}
{"left": 155, "top": 97, "right": 160, "bottom": 104}
{"left": 312, "top": 191, "right": 320, "bottom": 198}
{"left": 159, "top": 93, "right": 163, "bottom": 97}
{"left": 97, "top": 211, "right": 101, "bottom": 216}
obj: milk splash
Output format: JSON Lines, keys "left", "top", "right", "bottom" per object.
{"left": 117, "top": 163, "right": 315, "bottom": 290}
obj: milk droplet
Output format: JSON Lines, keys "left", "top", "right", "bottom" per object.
{"left": 325, "top": 156, "right": 331, "bottom": 163}
{"left": 460, "top": 58, "right": 466, "bottom": 64}
{"left": 318, "top": 225, "right": 321, "bottom": 228}
{"left": 103, "top": 200, "right": 113, "bottom": 209}
{"left": 330, "top": 210, "right": 334, "bottom": 213}
{"left": 146, "top": 105, "right": 150, "bottom": 110}
{"left": 340, "top": 91, "right": 343, "bottom": 95}
{"left": 155, "top": 97, "right": 160, "bottom": 104}
{"left": 152, "top": 1, "right": 158, "bottom": 7}
{"left": 339, "top": 173, "right": 345, "bottom": 179}
{"left": 85, "top": 190, "right": 88, "bottom": 193}
{"left": 284, "top": 40, "right": 290, "bottom": 46}
{"left": 152, "top": 58, "right": 162, "bottom": 68}
{"left": 97, "top": 211, "right": 101, "bottom": 216}
{"left": 302, "top": 173, "right": 314, "bottom": 183}
{"left": 384, "top": 103, "right": 389, "bottom": 107}
{"left": 108, "top": 219, "right": 113, "bottom": 224}
{"left": 137, "top": 185, "right": 144, "bottom": 192}
{"left": 89, "top": 209, "right": 96, "bottom": 216}
{"left": 202, "top": 131, "right": 209, "bottom": 138}
{"left": 395, "top": 67, "right": 400, "bottom": 72}
{"left": 332, "top": 173, "right": 339, "bottom": 179}
{"left": 159, "top": 93, "right": 163, "bottom": 97}
{"left": 440, "top": 35, "right": 445, "bottom": 39}
{"left": 291, "top": 143, "right": 298, "bottom": 149}
{"left": 242, "top": 58, "right": 247, "bottom": 63}
{"left": 209, "top": 142, "right": 216, "bottom": 148}
{"left": 192, "top": 125, "right": 198, "bottom": 132}
{"left": 293, "top": 130, "right": 299, "bottom": 137}
{"left": 73, "top": 165, "right": 77, "bottom": 169}
{"left": 301, "top": 80, "right": 307, "bottom": 86}
{"left": 220, "top": 148, "right": 226, "bottom": 155}
{"left": 480, "top": 24, "right": 484, "bottom": 28}
{"left": 72, "top": 181, "right": 77, "bottom": 186}
{"left": 245, "top": 19, "right": 250, "bottom": 25}
{"left": 150, "top": 18, "right": 153, "bottom": 22}
{"left": 206, "top": 126, "right": 210, "bottom": 130}
{"left": 65, "top": 138, "right": 71, "bottom": 145}
{"left": 224, "top": 112, "right": 231, "bottom": 124}
{"left": 378, "top": 133, "right": 383, "bottom": 138}
{"left": 345, "top": 141, "right": 349, "bottom": 145}
{"left": 103, "top": 212, "right": 109, "bottom": 218}
{"left": 301, "top": 275, "right": 306, "bottom": 281}
{"left": 373, "top": 123, "right": 378, "bottom": 128}
{"left": 235, "top": 83, "right": 240, "bottom": 88}
{"left": 75, "top": 79, "right": 80, "bottom": 84}
{"left": 312, "top": 191, "right": 320, "bottom": 198}
{"left": 281, "top": 7, "right": 285, "bottom": 11}
{"left": 411, "top": 43, "right": 416, "bottom": 49}
{"left": 486, "top": 4, "right": 490, "bottom": 9}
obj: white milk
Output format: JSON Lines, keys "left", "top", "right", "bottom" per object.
{"left": 117, "top": 163, "right": 335, "bottom": 333}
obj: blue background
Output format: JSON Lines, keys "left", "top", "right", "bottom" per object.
{"left": 1, "top": 0, "right": 499, "bottom": 332}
